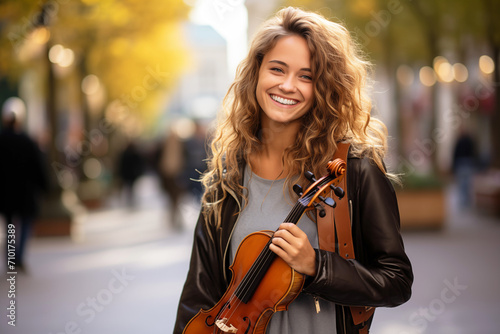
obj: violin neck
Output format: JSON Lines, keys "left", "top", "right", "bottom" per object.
{"left": 283, "top": 201, "right": 308, "bottom": 226}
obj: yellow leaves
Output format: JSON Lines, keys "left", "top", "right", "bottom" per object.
{"left": 70, "top": 0, "right": 190, "bottom": 128}
{"left": 1, "top": 0, "right": 190, "bottom": 135}
{"left": 93, "top": 1, "right": 131, "bottom": 27}
{"left": 348, "top": 0, "right": 377, "bottom": 18}
{"left": 109, "top": 38, "right": 129, "bottom": 57}
{"left": 84, "top": 18, "right": 189, "bottom": 134}
{"left": 285, "top": 0, "right": 328, "bottom": 11}
{"left": 109, "top": 4, "right": 131, "bottom": 26}
{"left": 90, "top": 22, "right": 187, "bottom": 97}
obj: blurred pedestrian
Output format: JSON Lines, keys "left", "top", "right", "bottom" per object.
{"left": 117, "top": 141, "right": 146, "bottom": 208}
{"left": 156, "top": 128, "right": 186, "bottom": 230}
{"left": 452, "top": 126, "right": 477, "bottom": 208}
{"left": 0, "top": 97, "right": 47, "bottom": 272}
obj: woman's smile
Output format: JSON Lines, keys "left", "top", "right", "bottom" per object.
{"left": 269, "top": 94, "right": 299, "bottom": 106}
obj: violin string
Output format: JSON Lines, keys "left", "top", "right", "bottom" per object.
{"left": 218, "top": 202, "right": 304, "bottom": 310}
{"left": 217, "top": 189, "right": 314, "bottom": 326}
{"left": 215, "top": 175, "right": 335, "bottom": 328}
{"left": 220, "top": 201, "right": 306, "bottom": 317}
{"left": 232, "top": 175, "right": 336, "bottom": 303}
{"left": 217, "top": 175, "right": 330, "bottom": 323}
{"left": 245, "top": 183, "right": 321, "bottom": 290}
{"left": 215, "top": 201, "right": 300, "bottom": 326}
{"left": 216, "top": 202, "right": 306, "bottom": 328}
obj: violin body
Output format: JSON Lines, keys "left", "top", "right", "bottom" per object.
{"left": 182, "top": 230, "right": 305, "bottom": 334}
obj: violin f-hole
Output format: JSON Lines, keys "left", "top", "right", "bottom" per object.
{"left": 205, "top": 301, "right": 231, "bottom": 327}
{"left": 243, "top": 317, "right": 251, "bottom": 334}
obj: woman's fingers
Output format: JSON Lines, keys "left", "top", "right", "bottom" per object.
{"left": 270, "top": 223, "right": 317, "bottom": 276}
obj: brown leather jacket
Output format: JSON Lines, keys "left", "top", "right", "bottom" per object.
{"left": 173, "top": 155, "right": 413, "bottom": 333}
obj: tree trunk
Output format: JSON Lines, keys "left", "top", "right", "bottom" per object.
{"left": 490, "top": 45, "right": 500, "bottom": 168}
{"left": 484, "top": 0, "right": 500, "bottom": 168}
{"left": 408, "top": 0, "right": 440, "bottom": 174}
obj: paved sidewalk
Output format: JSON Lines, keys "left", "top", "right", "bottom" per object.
{"left": 1, "top": 176, "right": 499, "bottom": 334}
{"left": 370, "top": 199, "right": 500, "bottom": 334}
{"left": 1, "top": 175, "right": 200, "bottom": 334}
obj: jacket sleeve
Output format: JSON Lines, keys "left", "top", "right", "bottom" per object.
{"left": 173, "top": 211, "right": 227, "bottom": 334}
{"left": 303, "top": 157, "right": 413, "bottom": 307}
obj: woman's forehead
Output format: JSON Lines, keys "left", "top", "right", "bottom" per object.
{"left": 262, "top": 35, "right": 311, "bottom": 68}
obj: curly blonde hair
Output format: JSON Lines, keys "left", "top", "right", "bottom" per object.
{"left": 200, "top": 7, "right": 389, "bottom": 228}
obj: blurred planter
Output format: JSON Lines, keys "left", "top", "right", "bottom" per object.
{"left": 77, "top": 179, "right": 107, "bottom": 209}
{"left": 473, "top": 169, "right": 500, "bottom": 216}
{"left": 34, "top": 192, "right": 74, "bottom": 237}
{"left": 396, "top": 174, "right": 446, "bottom": 230}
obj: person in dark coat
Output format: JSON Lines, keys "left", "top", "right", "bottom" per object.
{"left": 0, "top": 98, "right": 48, "bottom": 272}
{"left": 117, "top": 141, "right": 146, "bottom": 207}
{"left": 452, "top": 127, "right": 477, "bottom": 207}
{"left": 155, "top": 129, "right": 187, "bottom": 230}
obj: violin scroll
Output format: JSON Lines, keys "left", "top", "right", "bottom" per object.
{"left": 326, "top": 158, "right": 346, "bottom": 177}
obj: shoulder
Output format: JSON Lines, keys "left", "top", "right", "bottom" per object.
{"left": 0, "top": 131, "right": 36, "bottom": 148}
{"left": 346, "top": 154, "right": 395, "bottom": 195}
{"left": 346, "top": 152, "right": 382, "bottom": 176}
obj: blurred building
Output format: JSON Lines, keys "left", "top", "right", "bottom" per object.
{"left": 246, "top": 0, "right": 279, "bottom": 40}
{"left": 165, "top": 23, "right": 230, "bottom": 121}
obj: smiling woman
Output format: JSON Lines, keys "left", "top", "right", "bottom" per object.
{"left": 256, "top": 35, "right": 314, "bottom": 128}
{"left": 253, "top": 34, "right": 315, "bottom": 179}
{"left": 174, "top": 6, "right": 413, "bottom": 334}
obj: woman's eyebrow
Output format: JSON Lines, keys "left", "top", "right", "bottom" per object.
{"left": 269, "top": 60, "right": 311, "bottom": 72}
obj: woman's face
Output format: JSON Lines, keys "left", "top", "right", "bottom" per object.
{"left": 256, "top": 34, "right": 314, "bottom": 129}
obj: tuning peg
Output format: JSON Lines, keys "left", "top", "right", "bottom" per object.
{"left": 293, "top": 184, "right": 303, "bottom": 196}
{"left": 313, "top": 202, "right": 326, "bottom": 218}
{"left": 319, "top": 196, "right": 336, "bottom": 208}
{"left": 304, "top": 171, "right": 316, "bottom": 182}
{"left": 330, "top": 185, "right": 345, "bottom": 199}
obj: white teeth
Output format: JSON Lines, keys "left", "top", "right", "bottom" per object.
{"left": 270, "top": 95, "right": 298, "bottom": 105}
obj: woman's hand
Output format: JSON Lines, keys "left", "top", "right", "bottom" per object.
{"left": 270, "top": 223, "right": 317, "bottom": 276}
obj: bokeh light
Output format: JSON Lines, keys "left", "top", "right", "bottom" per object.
{"left": 172, "top": 117, "right": 196, "bottom": 139}
{"left": 48, "top": 44, "right": 75, "bottom": 67}
{"left": 453, "top": 63, "right": 468, "bottom": 83}
{"left": 433, "top": 56, "right": 454, "bottom": 83}
{"left": 437, "top": 62, "right": 454, "bottom": 83}
{"left": 32, "top": 27, "right": 50, "bottom": 45}
{"left": 479, "top": 55, "right": 495, "bottom": 74}
{"left": 82, "top": 75, "right": 101, "bottom": 95}
{"left": 433, "top": 56, "right": 448, "bottom": 70}
{"left": 419, "top": 66, "right": 437, "bottom": 87}
{"left": 83, "top": 158, "right": 103, "bottom": 179}
{"left": 48, "top": 44, "right": 65, "bottom": 64}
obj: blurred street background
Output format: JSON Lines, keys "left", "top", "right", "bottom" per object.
{"left": 1, "top": 0, "right": 500, "bottom": 333}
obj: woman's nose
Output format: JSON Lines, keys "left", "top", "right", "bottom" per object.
{"left": 279, "top": 75, "right": 297, "bottom": 93}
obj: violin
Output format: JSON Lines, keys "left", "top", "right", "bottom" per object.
{"left": 182, "top": 158, "right": 347, "bottom": 334}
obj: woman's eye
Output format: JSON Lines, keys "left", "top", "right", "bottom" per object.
{"left": 271, "top": 67, "right": 284, "bottom": 73}
{"left": 301, "top": 75, "right": 312, "bottom": 81}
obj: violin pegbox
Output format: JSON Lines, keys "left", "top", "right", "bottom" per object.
{"left": 296, "top": 158, "right": 347, "bottom": 217}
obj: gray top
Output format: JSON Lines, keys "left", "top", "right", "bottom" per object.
{"left": 229, "top": 166, "right": 337, "bottom": 334}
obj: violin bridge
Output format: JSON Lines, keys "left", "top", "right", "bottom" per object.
{"left": 215, "top": 318, "right": 238, "bottom": 333}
